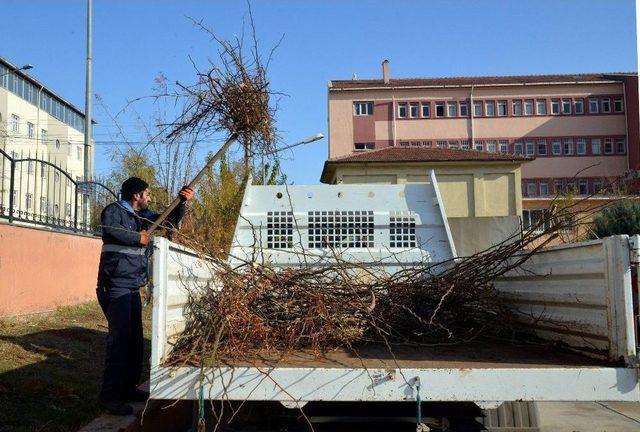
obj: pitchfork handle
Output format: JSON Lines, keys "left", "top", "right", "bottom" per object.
{"left": 148, "top": 133, "right": 237, "bottom": 235}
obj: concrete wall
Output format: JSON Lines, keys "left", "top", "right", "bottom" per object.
{"left": 327, "top": 162, "right": 523, "bottom": 217}
{"left": 0, "top": 222, "right": 101, "bottom": 316}
{"left": 448, "top": 216, "right": 522, "bottom": 256}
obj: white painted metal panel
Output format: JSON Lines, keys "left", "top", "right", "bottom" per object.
{"left": 228, "top": 170, "right": 456, "bottom": 271}
{"left": 495, "top": 236, "right": 637, "bottom": 363}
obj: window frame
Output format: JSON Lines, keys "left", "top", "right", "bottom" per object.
{"left": 591, "top": 138, "right": 601, "bottom": 155}
{"left": 514, "top": 142, "right": 523, "bottom": 155}
{"left": 421, "top": 102, "right": 430, "bottom": 117}
{"left": 524, "top": 99, "right": 534, "bottom": 116}
{"left": 604, "top": 138, "right": 614, "bottom": 154}
{"left": 474, "top": 141, "right": 484, "bottom": 151}
{"left": 409, "top": 102, "right": 419, "bottom": 118}
{"left": 601, "top": 97, "right": 611, "bottom": 113}
{"left": 563, "top": 138, "right": 574, "bottom": 155}
{"left": 539, "top": 182, "right": 549, "bottom": 196}
{"left": 435, "top": 102, "right": 445, "bottom": 118}
{"left": 574, "top": 98, "right": 584, "bottom": 114}
{"left": 512, "top": 100, "right": 522, "bottom": 116}
{"left": 576, "top": 138, "right": 586, "bottom": 155}
{"left": 589, "top": 97, "right": 599, "bottom": 113}
{"left": 497, "top": 100, "right": 507, "bottom": 116}
{"left": 526, "top": 182, "right": 538, "bottom": 197}
{"left": 473, "top": 102, "right": 483, "bottom": 117}
{"left": 398, "top": 103, "right": 408, "bottom": 118}
{"left": 616, "top": 138, "right": 626, "bottom": 154}
{"left": 614, "top": 97, "right": 624, "bottom": 113}
{"left": 447, "top": 102, "right": 457, "bottom": 118}
{"left": 537, "top": 139, "right": 547, "bottom": 155}
{"left": 354, "top": 143, "right": 375, "bottom": 151}
{"left": 562, "top": 99, "right": 572, "bottom": 115}
{"left": 552, "top": 139, "right": 562, "bottom": 155}
{"left": 459, "top": 102, "right": 468, "bottom": 117}
{"left": 353, "top": 101, "right": 374, "bottom": 116}
{"left": 578, "top": 180, "right": 589, "bottom": 195}
{"left": 485, "top": 101, "right": 495, "bottom": 117}
{"left": 536, "top": 100, "right": 547, "bottom": 115}
{"left": 525, "top": 141, "right": 535, "bottom": 156}
{"left": 499, "top": 140, "right": 509, "bottom": 154}
{"left": 551, "top": 100, "right": 560, "bottom": 115}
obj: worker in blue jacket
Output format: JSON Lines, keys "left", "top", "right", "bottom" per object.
{"left": 97, "top": 177, "right": 193, "bottom": 415}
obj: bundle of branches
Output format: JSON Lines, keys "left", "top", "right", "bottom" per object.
{"left": 167, "top": 190, "right": 619, "bottom": 367}
{"left": 162, "top": 16, "right": 278, "bottom": 156}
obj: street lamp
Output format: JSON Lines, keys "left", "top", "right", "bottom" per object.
{"left": 0, "top": 64, "right": 34, "bottom": 78}
{"left": 261, "top": 132, "right": 325, "bottom": 183}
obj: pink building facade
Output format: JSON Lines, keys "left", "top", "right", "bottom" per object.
{"left": 328, "top": 63, "right": 640, "bottom": 209}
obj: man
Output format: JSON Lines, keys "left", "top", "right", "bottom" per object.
{"left": 97, "top": 177, "right": 193, "bottom": 415}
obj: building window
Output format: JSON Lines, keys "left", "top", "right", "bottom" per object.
{"left": 436, "top": 140, "right": 447, "bottom": 149}
{"left": 524, "top": 100, "right": 533, "bottom": 115}
{"left": 67, "top": 142, "right": 72, "bottom": 156}
{"left": 421, "top": 102, "right": 430, "bottom": 117}
{"left": 354, "top": 143, "right": 375, "bottom": 151}
{"left": 353, "top": 102, "right": 374, "bottom": 116}
{"left": 497, "top": 100, "right": 507, "bottom": 116}
{"left": 399, "top": 141, "right": 409, "bottom": 147}
{"left": 410, "top": 141, "right": 420, "bottom": 147}
{"left": 40, "top": 163, "right": 46, "bottom": 178}
{"left": 589, "top": 97, "right": 599, "bottom": 113}
{"left": 27, "top": 161, "right": 34, "bottom": 174}
{"left": 614, "top": 97, "right": 624, "bottom": 113}
{"left": 526, "top": 182, "right": 537, "bottom": 197}
{"left": 473, "top": 102, "right": 482, "bottom": 116}
{"left": 563, "top": 138, "right": 573, "bottom": 155}
{"left": 398, "top": 103, "right": 407, "bottom": 118}
{"left": 616, "top": 138, "right": 626, "bottom": 153}
{"left": 523, "top": 209, "right": 550, "bottom": 233}
{"left": 27, "top": 122, "right": 34, "bottom": 138}
{"left": 41, "top": 129, "right": 47, "bottom": 144}
{"left": 601, "top": 98, "right": 611, "bottom": 113}
{"left": 536, "top": 100, "right": 547, "bottom": 115}
{"left": 561, "top": 99, "right": 571, "bottom": 114}
{"left": 512, "top": 100, "right": 522, "bottom": 116}
{"left": 525, "top": 141, "right": 535, "bottom": 156}
{"left": 26, "top": 193, "right": 33, "bottom": 210}
{"left": 591, "top": 138, "right": 601, "bottom": 154}
{"left": 555, "top": 180, "right": 565, "bottom": 194}
{"left": 514, "top": 142, "right": 523, "bottom": 155}
{"left": 574, "top": 99, "right": 584, "bottom": 114}
{"left": 460, "top": 140, "right": 470, "bottom": 150}
{"left": 435, "top": 102, "right": 444, "bottom": 117}
{"left": 593, "top": 179, "right": 603, "bottom": 194}
{"left": 447, "top": 102, "right": 457, "bottom": 117}
{"left": 576, "top": 138, "right": 586, "bottom": 155}
{"left": 551, "top": 100, "right": 560, "bottom": 114}
{"left": 459, "top": 102, "right": 468, "bottom": 117}
{"left": 499, "top": 140, "right": 509, "bottom": 153}
{"left": 55, "top": 139, "right": 60, "bottom": 149}
{"left": 566, "top": 181, "right": 576, "bottom": 194}
{"left": 11, "top": 114, "right": 19, "bottom": 132}
{"left": 77, "top": 146, "right": 83, "bottom": 160}
{"left": 474, "top": 141, "right": 483, "bottom": 151}
{"left": 539, "top": 182, "right": 549, "bottom": 196}
{"left": 552, "top": 139, "right": 562, "bottom": 155}
{"left": 448, "top": 140, "right": 459, "bottom": 149}
{"left": 485, "top": 101, "right": 495, "bottom": 116}
{"left": 410, "top": 103, "right": 419, "bottom": 118}
{"left": 422, "top": 140, "right": 432, "bottom": 147}
{"left": 604, "top": 138, "right": 613, "bottom": 154}
{"left": 486, "top": 140, "right": 497, "bottom": 152}
{"left": 537, "top": 139, "right": 547, "bottom": 155}
{"left": 578, "top": 180, "right": 589, "bottom": 195}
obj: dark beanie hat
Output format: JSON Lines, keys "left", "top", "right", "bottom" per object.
{"left": 121, "top": 177, "right": 149, "bottom": 200}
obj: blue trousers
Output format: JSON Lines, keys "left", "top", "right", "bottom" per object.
{"left": 96, "top": 286, "right": 143, "bottom": 403}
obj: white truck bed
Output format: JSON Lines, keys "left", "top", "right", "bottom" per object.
{"left": 150, "top": 235, "right": 640, "bottom": 403}
{"left": 150, "top": 180, "right": 640, "bottom": 404}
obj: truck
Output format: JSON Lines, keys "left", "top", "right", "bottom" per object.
{"left": 149, "top": 172, "right": 640, "bottom": 430}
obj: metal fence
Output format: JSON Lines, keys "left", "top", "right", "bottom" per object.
{"left": 0, "top": 148, "right": 117, "bottom": 234}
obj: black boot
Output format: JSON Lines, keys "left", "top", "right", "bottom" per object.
{"left": 101, "top": 400, "right": 134, "bottom": 416}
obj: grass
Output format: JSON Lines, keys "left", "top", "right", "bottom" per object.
{"left": 0, "top": 300, "right": 152, "bottom": 432}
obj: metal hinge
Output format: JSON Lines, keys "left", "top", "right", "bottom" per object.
{"left": 629, "top": 235, "right": 640, "bottom": 267}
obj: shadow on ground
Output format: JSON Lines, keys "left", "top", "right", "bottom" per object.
{"left": 0, "top": 326, "right": 151, "bottom": 432}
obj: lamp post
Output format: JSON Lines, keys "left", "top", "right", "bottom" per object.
{"left": 261, "top": 133, "right": 324, "bottom": 184}
{"left": 0, "top": 64, "right": 34, "bottom": 79}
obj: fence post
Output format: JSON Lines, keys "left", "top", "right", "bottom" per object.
{"left": 74, "top": 184, "right": 79, "bottom": 232}
{"left": 8, "top": 158, "right": 15, "bottom": 223}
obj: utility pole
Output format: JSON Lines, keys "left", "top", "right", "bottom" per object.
{"left": 84, "top": 0, "right": 92, "bottom": 181}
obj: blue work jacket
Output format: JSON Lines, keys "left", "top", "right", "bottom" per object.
{"left": 97, "top": 200, "right": 186, "bottom": 289}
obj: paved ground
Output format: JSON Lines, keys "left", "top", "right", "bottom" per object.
{"left": 537, "top": 402, "right": 640, "bottom": 432}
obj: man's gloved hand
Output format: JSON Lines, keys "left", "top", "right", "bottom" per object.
{"left": 178, "top": 186, "right": 194, "bottom": 203}
{"left": 139, "top": 230, "right": 150, "bottom": 246}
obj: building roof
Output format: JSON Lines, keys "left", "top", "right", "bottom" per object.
{"left": 320, "top": 146, "right": 531, "bottom": 182}
{"left": 0, "top": 55, "right": 87, "bottom": 119}
{"left": 329, "top": 72, "right": 637, "bottom": 91}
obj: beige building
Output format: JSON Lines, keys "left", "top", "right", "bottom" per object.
{"left": 0, "top": 56, "right": 94, "bottom": 226}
